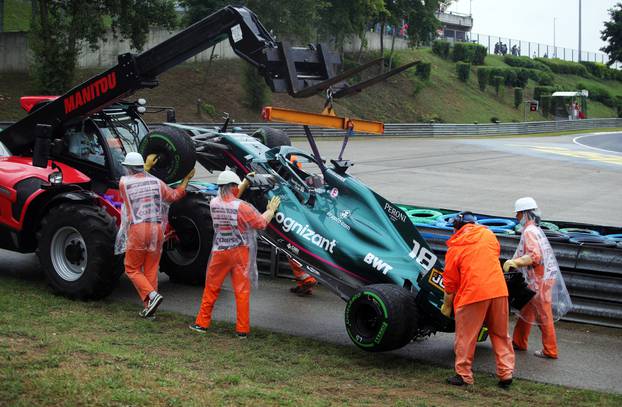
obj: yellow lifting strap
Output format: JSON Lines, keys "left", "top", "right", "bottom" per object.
{"left": 261, "top": 106, "right": 384, "bottom": 135}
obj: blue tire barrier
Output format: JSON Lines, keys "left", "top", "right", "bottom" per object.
{"left": 413, "top": 222, "right": 454, "bottom": 231}
{"left": 477, "top": 218, "right": 517, "bottom": 234}
{"left": 569, "top": 235, "right": 617, "bottom": 247}
{"left": 406, "top": 209, "right": 444, "bottom": 225}
{"left": 605, "top": 234, "right": 622, "bottom": 242}
{"left": 543, "top": 230, "right": 571, "bottom": 243}
{"left": 560, "top": 227, "right": 600, "bottom": 236}
{"left": 514, "top": 221, "right": 559, "bottom": 233}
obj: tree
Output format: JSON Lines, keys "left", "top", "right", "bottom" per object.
{"left": 601, "top": 2, "right": 622, "bottom": 66}
{"left": 30, "top": 1, "right": 177, "bottom": 93}
{"left": 320, "top": 0, "right": 385, "bottom": 56}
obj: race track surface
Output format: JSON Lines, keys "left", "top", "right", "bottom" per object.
{"left": 3, "top": 132, "right": 622, "bottom": 393}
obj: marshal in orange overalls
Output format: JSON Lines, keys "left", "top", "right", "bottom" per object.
{"left": 444, "top": 223, "right": 515, "bottom": 385}
{"left": 194, "top": 193, "right": 268, "bottom": 334}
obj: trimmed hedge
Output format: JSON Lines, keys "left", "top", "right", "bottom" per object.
{"left": 577, "top": 82, "right": 615, "bottom": 107}
{"left": 535, "top": 58, "right": 589, "bottom": 77}
{"left": 432, "top": 40, "right": 451, "bottom": 59}
{"left": 580, "top": 61, "right": 608, "bottom": 78}
{"left": 477, "top": 68, "right": 489, "bottom": 91}
{"left": 538, "top": 72, "right": 555, "bottom": 86}
{"left": 492, "top": 75, "right": 503, "bottom": 95}
{"left": 482, "top": 67, "right": 529, "bottom": 88}
{"left": 457, "top": 62, "right": 471, "bottom": 82}
{"left": 416, "top": 62, "right": 431, "bottom": 81}
{"left": 514, "top": 87, "right": 523, "bottom": 108}
{"left": 453, "top": 42, "right": 487, "bottom": 65}
{"left": 533, "top": 85, "right": 556, "bottom": 102}
{"left": 503, "top": 55, "right": 552, "bottom": 72}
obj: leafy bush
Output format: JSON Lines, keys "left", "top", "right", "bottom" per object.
{"left": 416, "top": 62, "right": 431, "bottom": 81}
{"left": 432, "top": 40, "right": 451, "bottom": 59}
{"left": 577, "top": 82, "right": 615, "bottom": 107}
{"left": 504, "top": 69, "right": 517, "bottom": 87}
{"left": 490, "top": 116, "right": 500, "bottom": 123}
{"left": 533, "top": 85, "right": 556, "bottom": 102}
{"left": 477, "top": 67, "right": 489, "bottom": 91}
{"left": 535, "top": 58, "right": 589, "bottom": 77}
{"left": 503, "top": 55, "right": 552, "bottom": 72}
{"left": 540, "top": 95, "right": 552, "bottom": 117}
{"left": 453, "top": 42, "right": 487, "bottom": 65}
{"left": 473, "top": 45, "right": 488, "bottom": 65}
{"left": 514, "top": 87, "right": 523, "bottom": 108}
{"left": 580, "top": 61, "right": 606, "bottom": 78}
{"left": 242, "top": 64, "right": 271, "bottom": 110}
{"left": 515, "top": 69, "right": 531, "bottom": 88}
{"left": 538, "top": 72, "right": 555, "bottom": 86}
{"left": 456, "top": 62, "right": 471, "bottom": 82}
{"left": 492, "top": 75, "right": 504, "bottom": 95}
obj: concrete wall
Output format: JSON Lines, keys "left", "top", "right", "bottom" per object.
{"left": 0, "top": 32, "right": 30, "bottom": 72}
{"left": 0, "top": 30, "right": 409, "bottom": 72}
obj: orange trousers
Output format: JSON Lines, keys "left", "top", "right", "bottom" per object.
{"left": 124, "top": 223, "right": 163, "bottom": 306}
{"left": 289, "top": 260, "right": 316, "bottom": 287}
{"left": 512, "top": 300, "right": 558, "bottom": 358}
{"left": 454, "top": 297, "right": 515, "bottom": 384}
{"left": 195, "top": 246, "right": 251, "bottom": 334}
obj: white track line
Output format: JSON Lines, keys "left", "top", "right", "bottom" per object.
{"left": 573, "top": 133, "right": 622, "bottom": 155}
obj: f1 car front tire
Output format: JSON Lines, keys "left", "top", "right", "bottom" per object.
{"left": 37, "top": 203, "right": 120, "bottom": 299}
{"left": 345, "top": 284, "right": 419, "bottom": 352}
{"left": 160, "top": 194, "right": 213, "bottom": 284}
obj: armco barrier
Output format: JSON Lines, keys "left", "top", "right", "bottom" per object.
{"left": 2, "top": 118, "right": 622, "bottom": 136}
{"left": 165, "top": 118, "right": 622, "bottom": 137}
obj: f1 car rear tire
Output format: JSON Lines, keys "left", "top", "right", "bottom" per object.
{"left": 345, "top": 284, "right": 419, "bottom": 352}
{"left": 139, "top": 127, "right": 196, "bottom": 184}
{"left": 36, "top": 203, "right": 120, "bottom": 300}
{"left": 253, "top": 127, "right": 291, "bottom": 148}
{"left": 160, "top": 194, "right": 213, "bottom": 284}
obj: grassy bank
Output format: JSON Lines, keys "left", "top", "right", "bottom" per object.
{"left": 1, "top": 276, "right": 621, "bottom": 406}
{"left": 2, "top": 48, "right": 622, "bottom": 125}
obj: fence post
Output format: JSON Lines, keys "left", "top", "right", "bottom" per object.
{"left": 538, "top": 43, "right": 540, "bottom": 57}
{"left": 488, "top": 35, "right": 491, "bottom": 54}
{"left": 528, "top": 42, "right": 531, "bottom": 58}
{"left": 564, "top": 48, "right": 566, "bottom": 61}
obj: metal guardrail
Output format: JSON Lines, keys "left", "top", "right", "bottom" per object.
{"left": 170, "top": 118, "right": 622, "bottom": 138}
{"left": 417, "top": 227, "right": 622, "bottom": 329}
{"left": 2, "top": 118, "right": 621, "bottom": 137}
{"left": 257, "top": 232, "right": 622, "bottom": 329}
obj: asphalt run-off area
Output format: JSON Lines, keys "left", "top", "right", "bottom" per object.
{"left": 2, "top": 131, "right": 622, "bottom": 394}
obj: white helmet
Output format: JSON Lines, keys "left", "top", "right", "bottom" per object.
{"left": 514, "top": 197, "right": 538, "bottom": 213}
{"left": 121, "top": 152, "right": 145, "bottom": 167}
{"left": 217, "top": 170, "right": 242, "bottom": 185}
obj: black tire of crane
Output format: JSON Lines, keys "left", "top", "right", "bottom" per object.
{"left": 139, "top": 127, "right": 197, "bottom": 184}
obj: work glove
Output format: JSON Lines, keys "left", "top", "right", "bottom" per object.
{"left": 503, "top": 259, "right": 518, "bottom": 273}
{"left": 441, "top": 303, "right": 452, "bottom": 318}
{"left": 184, "top": 168, "right": 196, "bottom": 180}
{"left": 266, "top": 196, "right": 281, "bottom": 213}
{"left": 144, "top": 154, "right": 159, "bottom": 172}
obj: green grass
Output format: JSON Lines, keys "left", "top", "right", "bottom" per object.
{"left": 1, "top": 46, "right": 621, "bottom": 125}
{"left": 2, "top": 0, "right": 31, "bottom": 32}
{"left": 1, "top": 275, "right": 622, "bottom": 406}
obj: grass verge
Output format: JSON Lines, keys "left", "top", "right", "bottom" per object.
{"left": 1, "top": 276, "right": 621, "bottom": 406}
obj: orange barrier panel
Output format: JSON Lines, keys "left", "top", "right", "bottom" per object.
{"left": 261, "top": 106, "right": 384, "bottom": 134}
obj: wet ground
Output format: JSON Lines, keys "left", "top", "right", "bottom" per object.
{"left": 2, "top": 132, "right": 622, "bottom": 393}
